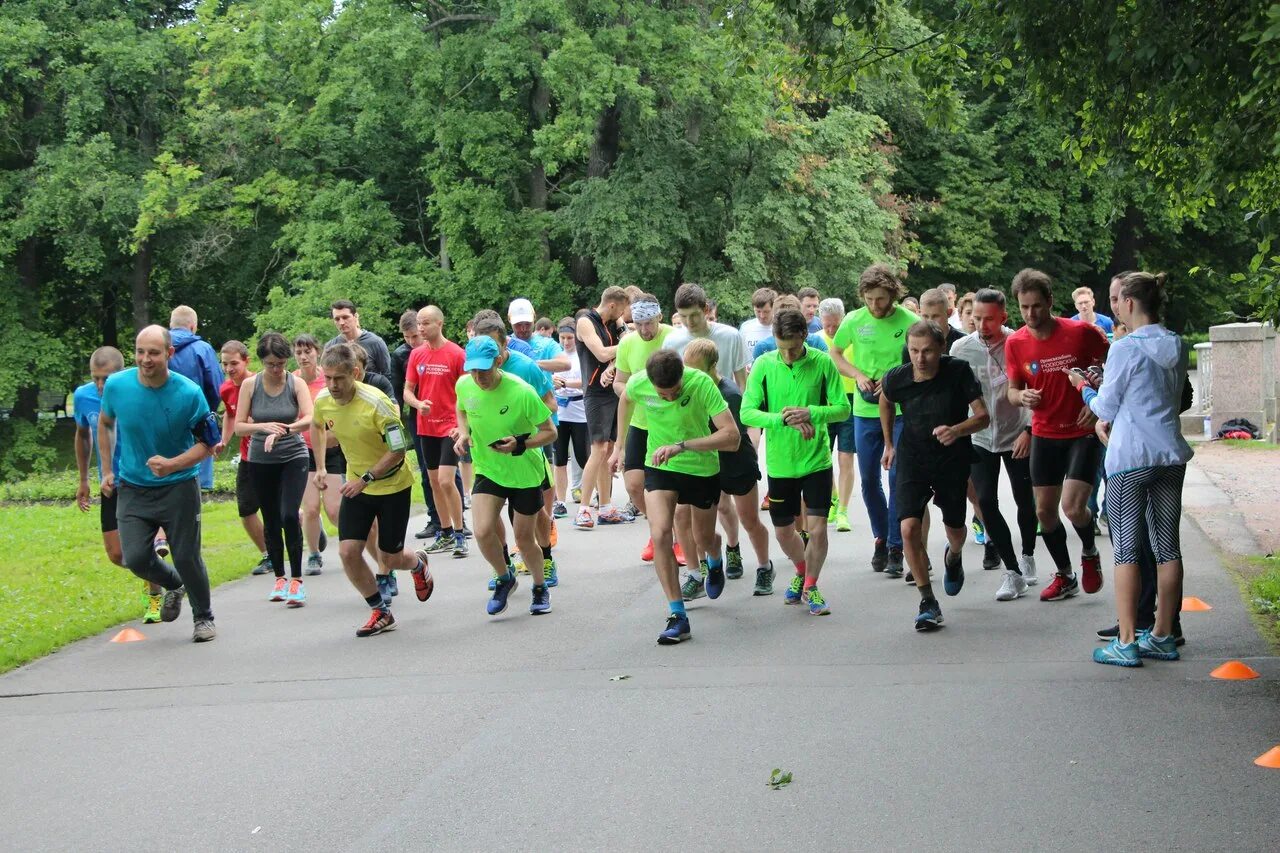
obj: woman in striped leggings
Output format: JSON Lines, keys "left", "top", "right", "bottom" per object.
{"left": 1069, "top": 271, "right": 1193, "bottom": 667}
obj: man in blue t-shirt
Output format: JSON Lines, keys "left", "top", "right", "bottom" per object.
{"left": 99, "top": 325, "right": 219, "bottom": 642}
{"left": 1071, "top": 286, "right": 1115, "bottom": 336}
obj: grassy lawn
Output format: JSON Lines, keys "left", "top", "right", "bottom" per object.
{"left": 0, "top": 498, "right": 265, "bottom": 673}
{"left": 1244, "top": 555, "right": 1280, "bottom": 648}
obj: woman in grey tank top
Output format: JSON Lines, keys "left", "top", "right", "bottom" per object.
{"left": 234, "top": 332, "right": 314, "bottom": 604}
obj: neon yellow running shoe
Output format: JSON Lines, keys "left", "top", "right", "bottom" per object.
{"left": 827, "top": 503, "right": 837, "bottom": 524}
{"left": 142, "top": 593, "right": 163, "bottom": 624}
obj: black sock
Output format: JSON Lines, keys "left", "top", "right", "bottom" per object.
{"left": 918, "top": 584, "right": 935, "bottom": 601}
{"left": 1073, "top": 522, "right": 1096, "bottom": 553}
{"left": 503, "top": 543, "right": 510, "bottom": 564}
{"left": 727, "top": 543, "right": 740, "bottom": 553}
{"left": 541, "top": 545, "right": 552, "bottom": 561}
{"left": 364, "top": 592, "right": 385, "bottom": 610}
{"left": 441, "top": 526, "right": 454, "bottom": 539}
{"left": 1042, "top": 524, "right": 1072, "bottom": 573}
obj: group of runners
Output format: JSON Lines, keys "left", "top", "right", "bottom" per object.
{"left": 73, "top": 263, "right": 1191, "bottom": 666}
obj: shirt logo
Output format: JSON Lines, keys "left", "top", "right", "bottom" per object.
{"left": 499, "top": 405, "right": 510, "bottom": 414}
{"left": 1027, "top": 361, "right": 1040, "bottom": 376}
{"left": 417, "top": 364, "right": 426, "bottom": 374}
{"left": 679, "top": 396, "right": 691, "bottom": 407}
{"left": 894, "top": 329, "right": 904, "bottom": 338}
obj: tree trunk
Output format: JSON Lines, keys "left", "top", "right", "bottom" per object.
{"left": 101, "top": 277, "right": 118, "bottom": 347}
{"left": 131, "top": 237, "right": 152, "bottom": 330}
{"left": 529, "top": 73, "right": 551, "bottom": 263}
{"left": 570, "top": 104, "right": 621, "bottom": 290}
{"left": 439, "top": 234, "right": 451, "bottom": 271}
{"left": 1105, "top": 205, "right": 1144, "bottom": 283}
{"left": 12, "top": 237, "right": 41, "bottom": 420}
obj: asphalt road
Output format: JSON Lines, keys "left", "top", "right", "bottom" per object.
{"left": 2, "top": 474, "right": 1277, "bottom": 852}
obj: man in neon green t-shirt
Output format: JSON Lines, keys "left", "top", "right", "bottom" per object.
{"left": 830, "top": 263, "right": 919, "bottom": 575}
{"left": 614, "top": 349, "right": 740, "bottom": 645}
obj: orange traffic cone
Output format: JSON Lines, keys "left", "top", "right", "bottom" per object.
{"left": 1254, "top": 746, "right": 1280, "bottom": 768}
{"left": 1182, "top": 596, "right": 1212, "bottom": 611}
{"left": 1211, "top": 661, "right": 1261, "bottom": 680}
{"left": 110, "top": 627, "right": 146, "bottom": 643}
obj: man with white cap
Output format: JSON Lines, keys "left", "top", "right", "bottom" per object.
{"left": 509, "top": 298, "right": 570, "bottom": 376}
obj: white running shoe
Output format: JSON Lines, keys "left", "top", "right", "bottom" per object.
{"left": 1019, "top": 554, "right": 1038, "bottom": 586}
{"left": 995, "top": 569, "right": 1028, "bottom": 601}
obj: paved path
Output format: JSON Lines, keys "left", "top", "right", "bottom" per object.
{"left": 2, "top": 474, "right": 1277, "bottom": 851}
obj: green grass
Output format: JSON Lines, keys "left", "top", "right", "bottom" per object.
{"left": 0, "top": 462, "right": 237, "bottom": 503}
{"left": 0, "top": 500, "right": 262, "bottom": 673}
{"left": 1246, "top": 555, "right": 1280, "bottom": 647}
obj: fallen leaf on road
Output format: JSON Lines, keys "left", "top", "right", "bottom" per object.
{"left": 768, "top": 768, "right": 793, "bottom": 790}
{"left": 609, "top": 675, "right": 631, "bottom": 681}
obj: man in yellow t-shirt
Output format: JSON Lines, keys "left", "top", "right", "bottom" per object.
{"left": 311, "top": 342, "right": 434, "bottom": 638}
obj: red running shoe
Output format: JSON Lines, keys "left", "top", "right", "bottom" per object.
{"left": 641, "top": 537, "right": 655, "bottom": 562}
{"left": 1039, "top": 572, "right": 1080, "bottom": 602}
{"left": 1080, "top": 551, "right": 1104, "bottom": 594}
{"left": 411, "top": 550, "right": 434, "bottom": 602}
{"left": 673, "top": 541, "right": 687, "bottom": 567}
{"left": 356, "top": 608, "right": 396, "bottom": 637}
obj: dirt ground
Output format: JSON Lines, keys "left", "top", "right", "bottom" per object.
{"left": 1188, "top": 441, "right": 1280, "bottom": 556}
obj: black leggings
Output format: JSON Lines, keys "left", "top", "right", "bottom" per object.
{"left": 250, "top": 456, "right": 309, "bottom": 578}
{"left": 554, "top": 420, "right": 589, "bottom": 469}
{"left": 970, "top": 446, "right": 1037, "bottom": 573}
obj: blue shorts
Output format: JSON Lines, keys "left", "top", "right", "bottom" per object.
{"left": 827, "top": 396, "right": 856, "bottom": 454}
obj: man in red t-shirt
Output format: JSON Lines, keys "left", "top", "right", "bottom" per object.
{"left": 215, "top": 340, "right": 270, "bottom": 574}
{"left": 404, "top": 305, "right": 468, "bottom": 557}
{"left": 1005, "top": 269, "right": 1109, "bottom": 602}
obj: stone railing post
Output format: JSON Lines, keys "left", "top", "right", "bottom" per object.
{"left": 1208, "top": 322, "right": 1276, "bottom": 437}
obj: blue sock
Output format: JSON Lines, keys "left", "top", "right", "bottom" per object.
{"left": 707, "top": 556, "right": 723, "bottom": 571}
{"left": 669, "top": 600, "right": 686, "bottom": 617}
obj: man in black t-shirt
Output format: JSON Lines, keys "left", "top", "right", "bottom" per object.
{"left": 881, "top": 321, "right": 989, "bottom": 633}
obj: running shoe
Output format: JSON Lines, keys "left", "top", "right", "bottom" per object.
{"left": 799, "top": 528, "right": 810, "bottom": 547}
{"left": 725, "top": 546, "right": 743, "bottom": 580}
{"left": 387, "top": 571, "right": 399, "bottom": 597}
{"left": 971, "top": 516, "right": 986, "bottom": 545}
{"left": 982, "top": 542, "right": 1000, "bottom": 570}
{"left": 835, "top": 509, "right": 851, "bottom": 532}
{"left": 673, "top": 542, "right": 687, "bottom": 567}
{"left": 1039, "top": 572, "right": 1079, "bottom": 601}
{"left": 543, "top": 558, "right": 558, "bottom": 588}
{"left": 285, "top": 578, "right": 307, "bottom": 607}
{"left": 705, "top": 559, "right": 726, "bottom": 600}
{"left": 192, "top": 619, "right": 217, "bottom": 643}
{"left": 549, "top": 520, "right": 558, "bottom": 548}
{"left": 530, "top": 584, "right": 552, "bottom": 615}
{"left": 783, "top": 574, "right": 804, "bottom": 604}
{"left": 572, "top": 487, "right": 582, "bottom": 504}
{"left": 143, "top": 593, "right": 163, "bottom": 624}
{"left": 915, "top": 597, "right": 944, "bottom": 631}
{"left": 574, "top": 508, "right": 594, "bottom": 530}
{"left": 1093, "top": 638, "right": 1141, "bottom": 667}
{"left": 906, "top": 560, "right": 934, "bottom": 584}
{"left": 161, "top": 587, "right": 184, "bottom": 622}
{"left": 488, "top": 573, "right": 518, "bottom": 616}
{"left": 376, "top": 574, "right": 393, "bottom": 608}
{"left": 1020, "top": 554, "right": 1038, "bottom": 586}
{"left": 640, "top": 537, "right": 655, "bottom": 562}
{"left": 1098, "top": 511, "right": 1108, "bottom": 529}
{"left": 681, "top": 571, "right": 706, "bottom": 601}
{"left": 512, "top": 551, "right": 528, "bottom": 575}
{"left": 1097, "top": 624, "right": 1185, "bottom": 647}
{"left": 623, "top": 501, "right": 641, "bottom": 518}
{"left": 415, "top": 522, "right": 439, "bottom": 540}
{"left": 871, "top": 538, "right": 888, "bottom": 572}
{"left": 995, "top": 569, "right": 1027, "bottom": 601}
{"left": 553, "top": 500, "right": 568, "bottom": 519}
{"left": 488, "top": 569, "right": 500, "bottom": 591}
{"left": 590, "top": 494, "right": 600, "bottom": 509}
{"left": 306, "top": 553, "right": 323, "bottom": 575}
{"left": 753, "top": 562, "right": 775, "bottom": 596}
{"left": 598, "top": 506, "right": 635, "bottom": 524}
{"left": 1091, "top": 516, "right": 1102, "bottom": 537}
{"left": 461, "top": 524, "right": 473, "bottom": 539}
{"left": 319, "top": 528, "right": 328, "bottom": 552}
{"left": 827, "top": 503, "right": 837, "bottom": 524}
{"left": 154, "top": 537, "right": 170, "bottom": 558}
{"left": 252, "top": 556, "right": 272, "bottom": 575}
{"left": 452, "top": 537, "right": 469, "bottom": 558}
{"left": 425, "top": 532, "right": 454, "bottom": 554}
{"left": 463, "top": 494, "right": 471, "bottom": 510}
{"left": 885, "top": 547, "right": 904, "bottom": 578}
{"left": 805, "top": 587, "right": 830, "bottom": 616}
{"left": 942, "top": 546, "right": 964, "bottom": 596}
{"left": 269, "top": 577, "right": 288, "bottom": 602}
{"left": 1137, "top": 631, "right": 1180, "bottom": 661}
{"left": 1080, "top": 550, "right": 1104, "bottom": 594}
{"left": 356, "top": 608, "right": 396, "bottom": 637}
{"left": 657, "top": 613, "right": 691, "bottom": 645}
{"left": 410, "top": 551, "right": 434, "bottom": 602}
{"left": 760, "top": 493, "right": 770, "bottom": 511}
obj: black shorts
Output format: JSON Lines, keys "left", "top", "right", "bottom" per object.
{"left": 339, "top": 487, "right": 411, "bottom": 552}
{"left": 100, "top": 489, "right": 118, "bottom": 534}
{"left": 473, "top": 474, "right": 544, "bottom": 516}
{"left": 1030, "top": 434, "right": 1102, "bottom": 487}
{"left": 624, "top": 426, "right": 648, "bottom": 472}
{"left": 644, "top": 466, "right": 720, "bottom": 510}
{"left": 719, "top": 451, "right": 761, "bottom": 497}
{"left": 767, "top": 469, "right": 833, "bottom": 525}
{"left": 236, "top": 459, "right": 261, "bottom": 518}
{"left": 419, "top": 434, "right": 460, "bottom": 470}
{"left": 896, "top": 452, "right": 969, "bottom": 527}
{"left": 307, "top": 445, "right": 347, "bottom": 475}
{"left": 584, "top": 393, "right": 619, "bottom": 444}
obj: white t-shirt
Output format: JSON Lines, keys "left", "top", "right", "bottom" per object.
{"left": 554, "top": 356, "right": 586, "bottom": 423}
{"left": 662, "top": 322, "right": 748, "bottom": 378}
{"left": 948, "top": 310, "right": 964, "bottom": 331}
{"left": 739, "top": 318, "right": 770, "bottom": 367}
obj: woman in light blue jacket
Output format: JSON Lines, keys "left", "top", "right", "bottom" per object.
{"left": 1068, "top": 271, "right": 1193, "bottom": 667}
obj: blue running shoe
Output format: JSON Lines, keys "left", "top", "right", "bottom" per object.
{"left": 805, "top": 587, "right": 830, "bottom": 616}
{"left": 971, "top": 515, "right": 986, "bottom": 545}
{"left": 376, "top": 574, "right": 393, "bottom": 608}
{"left": 915, "top": 598, "right": 944, "bottom": 631}
{"left": 489, "top": 562, "right": 514, "bottom": 591}
{"left": 543, "top": 558, "right": 558, "bottom": 588}
{"left": 386, "top": 571, "right": 399, "bottom": 597}
{"left": 530, "top": 584, "right": 551, "bottom": 615}
{"left": 943, "top": 545, "right": 965, "bottom": 596}
{"left": 1093, "top": 638, "right": 1142, "bottom": 667}
{"left": 657, "top": 613, "right": 691, "bottom": 645}
{"left": 705, "top": 560, "right": 725, "bottom": 600}
{"left": 487, "top": 573, "right": 518, "bottom": 616}
{"left": 783, "top": 575, "right": 804, "bottom": 604}
{"left": 1137, "top": 631, "right": 1180, "bottom": 661}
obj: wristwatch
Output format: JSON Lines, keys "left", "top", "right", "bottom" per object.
{"left": 677, "top": 440, "right": 687, "bottom": 453}
{"left": 361, "top": 471, "right": 376, "bottom": 484}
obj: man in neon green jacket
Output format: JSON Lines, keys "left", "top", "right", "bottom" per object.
{"left": 741, "top": 309, "right": 850, "bottom": 615}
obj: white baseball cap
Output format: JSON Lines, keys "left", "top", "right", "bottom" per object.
{"left": 508, "top": 298, "right": 535, "bottom": 324}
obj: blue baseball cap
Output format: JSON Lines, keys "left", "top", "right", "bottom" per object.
{"left": 464, "top": 336, "right": 500, "bottom": 371}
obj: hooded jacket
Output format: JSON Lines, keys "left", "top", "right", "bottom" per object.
{"left": 169, "top": 327, "right": 224, "bottom": 412}
{"left": 1082, "top": 324, "right": 1193, "bottom": 474}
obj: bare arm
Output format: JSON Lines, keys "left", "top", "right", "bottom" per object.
{"left": 98, "top": 412, "right": 116, "bottom": 496}
{"left": 576, "top": 315, "right": 618, "bottom": 362}
{"left": 830, "top": 345, "right": 873, "bottom": 391}
{"left": 287, "top": 374, "right": 314, "bottom": 433}
{"left": 537, "top": 354, "right": 571, "bottom": 373}
{"left": 74, "top": 425, "right": 92, "bottom": 510}
{"left": 933, "top": 397, "right": 990, "bottom": 446}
